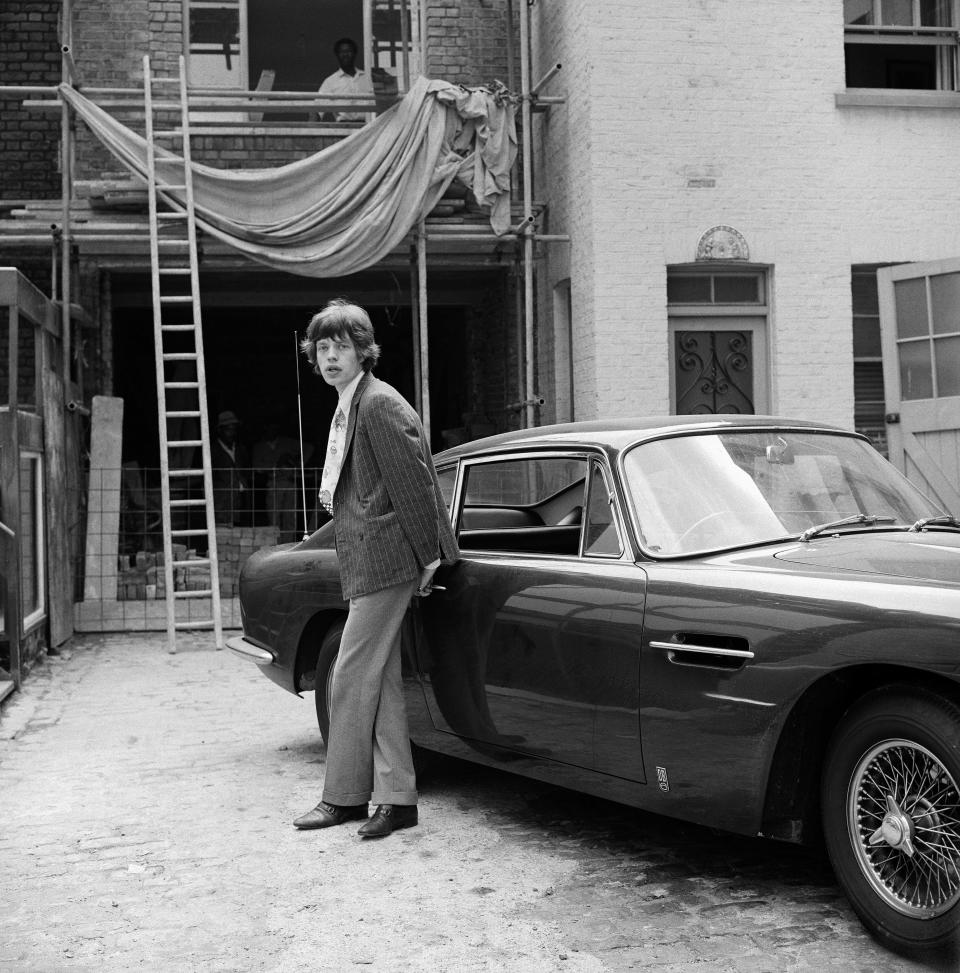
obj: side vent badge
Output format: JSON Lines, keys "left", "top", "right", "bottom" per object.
{"left": 656, "top": 766, "right": 670, "bottom": 793}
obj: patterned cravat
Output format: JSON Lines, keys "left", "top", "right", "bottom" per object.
{"left": 318, "top": 406, "right": 346, "bottom": 514}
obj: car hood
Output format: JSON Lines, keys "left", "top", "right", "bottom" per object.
{"left": 773, "top": 530, "right": 960, "bottom": 584}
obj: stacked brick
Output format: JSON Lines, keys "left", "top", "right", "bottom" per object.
{"left": 426, "top": 0, "right": 516, "bottom": 88}
{"left": 116, "top": 525, "right": 279, "bottom": 601}
{"left": 117, "top": 543, "right": 206, "bottom": 600}
{"left": 215, "top": 525, "right": 279, "bottom": 597}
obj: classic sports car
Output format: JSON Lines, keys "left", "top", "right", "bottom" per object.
{"left": 229, "top": 415, "right": 960, "bottom": 956}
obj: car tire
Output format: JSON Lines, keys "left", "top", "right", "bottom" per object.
{"left": 313, "top": 619, "right": 345, "bottom": 747}
{"left": 821, "top": 686, "right": 960, "bottom": 957}
{"left": 312, "top": 617, "right": 437, "bottom": 782}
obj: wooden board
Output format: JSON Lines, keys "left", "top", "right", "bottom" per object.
{"left": 42, "top": 359, "right": 72, "bottom": 645}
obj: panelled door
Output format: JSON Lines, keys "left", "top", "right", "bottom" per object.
{"left": 668, "top": 316, "right": 768, "bottom": 415}
{"left": 878, "top": 260, "right": 960, "bottom": 514}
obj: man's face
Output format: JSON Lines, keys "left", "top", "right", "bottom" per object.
{"left": 335, "top": 43, "right": 357, "bottom": 74}
{"left": 219, "top": 423, "right": 239, "bottom": 444}
{"left": 316, "top": 333, "right": 363, "bottom": 393}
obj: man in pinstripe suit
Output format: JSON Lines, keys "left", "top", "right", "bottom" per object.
{"left": 294, "top": 299, "right": 459, "bottom": 838}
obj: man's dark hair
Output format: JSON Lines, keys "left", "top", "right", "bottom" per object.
{"left": 333, "top": 37, "right": 358, "bottom": 55}
{"left": 301, "top": 298, "right": 381, "bottom": 375}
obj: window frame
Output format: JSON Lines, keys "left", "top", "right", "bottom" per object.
{"left": 183, "top": 0, "right": 418, "bottom": 93}
{"left": 19, "top": 450, "right": 45, "bottom": 633}
{"left": 844, "top": 0, "right": 960, "bottom": 92}
{"left": 582, "top": 459, "right": 626, "bottom": 559}
{"left": 667, "top": 266, "right": 770, "bottom": 416}
{"left": 451, "top": 449, "right": 629, "bottom": 562}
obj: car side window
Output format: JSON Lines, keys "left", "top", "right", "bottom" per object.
{"left": 457, "top": 454, "right": 588, "bottom": 556}
{"left": 584, "top": 461, "right": 623, "bottom": 557}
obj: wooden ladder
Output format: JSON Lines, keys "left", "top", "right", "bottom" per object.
{"left": 143, "top": 54, "right": 222, "bottom": 652}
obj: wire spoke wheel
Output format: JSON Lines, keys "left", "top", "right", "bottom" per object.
{"left": 849, "top": 738, "right": 960, "bottom": 919}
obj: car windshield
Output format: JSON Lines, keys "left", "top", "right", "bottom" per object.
{"left": 622, "top": 430, "right": 942, "bottom": 556}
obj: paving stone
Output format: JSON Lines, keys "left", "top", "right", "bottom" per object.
{"left": 0, "top": 634, "right": 952, "bottom": 972}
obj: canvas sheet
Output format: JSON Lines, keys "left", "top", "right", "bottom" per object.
{"left": 59, "top": 76, "right": 517, "bottom": 277}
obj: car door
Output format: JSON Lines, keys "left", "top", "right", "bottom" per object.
{"left": 414, "top": 451, "right": 647, "bottom": 781}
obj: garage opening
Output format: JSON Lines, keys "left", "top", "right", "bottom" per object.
{"left": 100, "top": 267, "right": 508, "bottom": 606}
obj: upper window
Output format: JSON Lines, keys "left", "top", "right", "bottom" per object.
{"left": 844, "top": 0, "right": 958, "bottom": 90}
{"left": 666, "top": 271, "right": 764, "bottom": 306}
{"left": 186, "top": 0, "right": 413, "bottom": 96}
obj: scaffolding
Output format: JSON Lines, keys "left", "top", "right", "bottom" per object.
{"left": 0, "top": 0, "right": 567, "bottom": 633}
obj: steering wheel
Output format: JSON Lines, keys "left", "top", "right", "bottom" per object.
{"left": 676, "top": 510, "right": 728, "bottom": 548}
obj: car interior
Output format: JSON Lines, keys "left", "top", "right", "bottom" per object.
{"left": 457, "top": 477, "right": 586, "bottom": 556}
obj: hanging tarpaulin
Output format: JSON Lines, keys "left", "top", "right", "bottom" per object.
{"left": 58, "top": 76, "right": 517, "bottom": 277}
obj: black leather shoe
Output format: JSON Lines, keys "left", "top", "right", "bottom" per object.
{"left": 357, "top": 804, "right": 418, "bottom": 838}
{"left": 293, "top": 801, "right": 368, "bottom": 830}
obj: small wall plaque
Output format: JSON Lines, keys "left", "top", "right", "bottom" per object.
{"left": 696, "top": 225, "right": 749, "bottom": 261}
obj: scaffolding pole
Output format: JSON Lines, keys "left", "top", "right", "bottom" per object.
{"left": 416, "top": 220, "right": 431, "bottom": 440}
{"left": 59, "top": 0, "right": 74, "bottom": 384}
{"left": 2, "top": 2, "right": 569, "bottom": 438}
{"left": 409, "top": 240, "right": 421, "bottom": 412}
{"left": 519, "top": 0, "right": 535, "bottom": 429}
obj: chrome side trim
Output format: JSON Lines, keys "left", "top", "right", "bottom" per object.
{"left": 650, "top": 640, "right": 755, "bottom": 660}
{"left": 226, "top": 635, "right": 274, "bottom": 665}
{"left": 704, "top": 692, "right": 775, "bottom": 707}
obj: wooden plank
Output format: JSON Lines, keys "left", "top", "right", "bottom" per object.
{"left": 0, "top": 268, "right": 50, "bottom": 330}
{"left": 82, "top": 396, "right": 124, "bottom": 601}
{"left": 42, "top": 347, "right": 72, "bottom": 645}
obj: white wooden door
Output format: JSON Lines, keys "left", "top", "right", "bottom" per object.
{"left": 878, "top": 260, "right": 960, "bottom": 515}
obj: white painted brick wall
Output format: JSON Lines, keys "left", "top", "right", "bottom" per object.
{"left": 534, "top": 0, "right": 960, "bottom": 428}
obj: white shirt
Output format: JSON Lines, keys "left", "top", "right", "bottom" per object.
{"left": 317, "top": 68, "right": 374, "bottom": 121}
{"left": 319, "top": 370, "right": 364, "bottom": 512}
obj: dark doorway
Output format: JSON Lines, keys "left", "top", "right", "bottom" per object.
{"left": 112, "top": 302, "right": 469, "bottom": 467}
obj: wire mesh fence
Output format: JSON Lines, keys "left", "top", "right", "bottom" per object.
{"left": 76, "top": 465, "right": 322, "bottom": 619}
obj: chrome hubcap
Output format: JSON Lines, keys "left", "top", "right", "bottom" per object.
{"left": 849, "top": 739, "right": 960, "bottom": 918}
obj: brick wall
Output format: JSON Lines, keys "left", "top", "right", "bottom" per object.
{"left": 466, "top": 270, "right": 520, "bottom": 435}
{"left": 531, "top": 0, "right": 596, "bottom": 421}
{"left": 63, "top": 0, "right": 516, "bottom": 179}
{"left": 0, "top": 1, "right": 61, "bottom": 199}
{"left": 425, "top": 0, "right": 516, "bottom": 88}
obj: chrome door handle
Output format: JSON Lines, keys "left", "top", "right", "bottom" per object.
{"left": 650, "top": 640, "right": 754, "bottom": 660}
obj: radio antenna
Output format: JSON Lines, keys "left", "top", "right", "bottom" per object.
{"left": 294, "top": 331, "right": 309, "bottom": 541}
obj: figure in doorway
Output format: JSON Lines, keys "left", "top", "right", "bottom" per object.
{"left": 317, "top": 37, "right": 374, "bottom": 122}
{"left": 212, "top": 410, "right": 251, "bottom": 526}
{"left": 252, "top": 417, "right": 311, "bottom": 540}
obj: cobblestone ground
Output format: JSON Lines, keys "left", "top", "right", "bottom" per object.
{"left": 0, "top": 635, "right": 949, "bottom": 972}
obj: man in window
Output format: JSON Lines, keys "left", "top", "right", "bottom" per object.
{"left": 317, "top": 37, "right": 374, "bottom": 122}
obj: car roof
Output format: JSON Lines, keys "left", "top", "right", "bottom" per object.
{"left": 433, "top": 414, "right": 853, "bottom": 462}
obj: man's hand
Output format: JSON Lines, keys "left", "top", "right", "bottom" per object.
{"left": 416, "top": 560, "right": 440, "bottom": 596}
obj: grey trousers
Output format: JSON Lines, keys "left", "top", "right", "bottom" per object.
{"left": 321, "top": 577, "right": 419, "bottom": 807}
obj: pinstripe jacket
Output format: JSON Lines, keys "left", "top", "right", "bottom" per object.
{"left": 331, "top": 372, "right": 459, "bottom": 600}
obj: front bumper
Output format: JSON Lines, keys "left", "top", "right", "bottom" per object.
{"left": 226, "top": 635, "right": 274, "bottom": 665}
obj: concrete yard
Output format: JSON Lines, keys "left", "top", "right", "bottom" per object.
{"left": 0, "top": 635, "right": 947, "bottom": 972}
